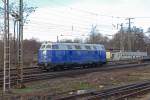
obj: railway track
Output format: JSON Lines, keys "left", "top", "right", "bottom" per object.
{"left": 0, "top": 66, "right": 39, "bottom": 74}
{"left": 53, "top": 81, "right": 150, "bottom": 100}
{"left": 3, "top": 81, "right": 150, "bottom": 100}
{"left": 0, "top": 59, "right": 141, "bottom": 72}
{"left": 0, "top": 62, "right": 149, "bottom": 87}
{"left": 23, "top": 63, "right": 149, "bottom": 82}
{"left": 0, "top": 60, "right": 143, "bottom": 77}
{"left": 1, "top": 62, "right": 150, "bottom": 100}
{"left": 0, "top": 62, "right": 124, "bottom": 78}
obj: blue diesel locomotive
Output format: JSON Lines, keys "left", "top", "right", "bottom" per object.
{"left": 38, "top": 42, "right": 106, "bottom": 70}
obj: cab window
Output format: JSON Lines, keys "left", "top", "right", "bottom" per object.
{"left": 85, "top": 46, "right": 91, "bottom": 50}
{"left": 46, "top": 45, "right": 51, "bottom": 49}
{"left": 67, "top": 45, "right": 72, "bottom": 49}
{"left": 93, "top": 46, "right": 97, "bottom": 50}
{"left": 52, "top": 45, "right": 59, "bottom": 49}
{"left": 41, "top": 45, "right": 46, "bottom": 49}
{"left": 74, "top": 45, "right": 81, "bottom": 49}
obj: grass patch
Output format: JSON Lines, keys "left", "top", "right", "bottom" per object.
{"left": 12, "top": 86, "right": 49, "bottom": 94}
{"left": 12, "top": 87, "right": 36, "bottom": 94}
{"left": 72, "top": 82, "right": 97, "bottom": 90}
{"left": 12, "top": 81, "right": 98, "bottom": 94}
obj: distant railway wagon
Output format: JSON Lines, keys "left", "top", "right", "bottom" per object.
{"left": 38, "top": 42, "right": 106, "bottom": 70}
{"left": 112, "top": 51, "right": 148, "bottom": 61}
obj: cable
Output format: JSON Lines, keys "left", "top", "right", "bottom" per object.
{"left": 24, "top": 21, "right": 113, "bottom": 29}
{"left": 24, "top": 25, "right": 114, "bottom": 34}
{"left": 47, "top": 0, "right": 123, "bottom": 19}
{"left": 29, "top": 11, "right": 99, "bottom": 25}
{"left": 47, "top": 0, "right": 150, "bottom": 19}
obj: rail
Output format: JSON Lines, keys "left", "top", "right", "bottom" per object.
{"left": 53, "top": 81, "right": 150, "bottom": 100}
{"left": 0, "top": 62, "right": 149, "bottom": 87}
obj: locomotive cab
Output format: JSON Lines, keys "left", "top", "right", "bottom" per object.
{"left": 38, "top": 42, "right": 52, "bottom": 69}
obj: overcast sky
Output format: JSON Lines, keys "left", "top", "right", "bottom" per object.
{"left": 1, "top": 0, "right": 150, "bottom": 41}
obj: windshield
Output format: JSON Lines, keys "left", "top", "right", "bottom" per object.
{"left": 40, "top": 45, "right": 46, "bottom": 49}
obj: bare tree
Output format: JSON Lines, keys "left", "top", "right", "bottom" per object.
{"left": 0, "top": 2, "right": 37, "bottom": 68}
{"left": 0, "top": 1, "right": 37, "bottom": 30}
{"left": 23, "top": 39, "right": 41, "bottom": 66}
{"left": 110, "top": 26, "right": 146, "bottom": 52}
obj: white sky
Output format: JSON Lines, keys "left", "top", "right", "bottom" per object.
{"left": 1, "top": 0, "right": 150, "bottom": 41}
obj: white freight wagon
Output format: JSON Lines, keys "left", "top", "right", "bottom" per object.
{"left": 112, "top": 51, "right": 148, "bottom": 61}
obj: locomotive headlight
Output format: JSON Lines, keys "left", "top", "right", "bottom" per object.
{"left": 43, "top": 50, "right": 47, "bottom": 59}
{"left": 43, "top": 50, "right": 47, "bottom": 55}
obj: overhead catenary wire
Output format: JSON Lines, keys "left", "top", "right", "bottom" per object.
{"left": 47, "top": 0, "right": 150, "bottom": 19}
{"left": 24, "top": 4, "right": 124, "bottom": 27}
{"left": 23, "top": 3, "right": 150, "bottom": 34}
{"left": 27, "top": 11, "right": 100, "bottom": 25}
{"left": 3, "top": 0, "right": 150, "bottom": 42}
{"left": 2, "top": 0, "right": 150, "bottom": 36}
{"left": 24, "top": 21, "right": 113, "bottom": 29}
{"left": 24, "top": 21, "right": 114, "bottom": 32}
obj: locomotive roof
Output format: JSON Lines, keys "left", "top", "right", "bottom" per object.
{"left": 40, "top": 42, "right": 105, "bottom": 50}
{"left": 42, "top": 42, "right": 104, "bottom": 46}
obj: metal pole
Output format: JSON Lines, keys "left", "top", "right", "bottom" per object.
{"left": 3, "top": 0, "right": 11, "bottom": 92}
{"left": 13, "top": 20, "right": 16, "bottom": 66}
{"left": 16, "top": 0, "right": 24, "bottom": 88}
{"left": 92, "top": 25, "right": 95, "bottom": 44}
{"left": 91, "top": 25, "right": 96, "bottom": 44}
{"left": 120, "top": 23, "right": 124, "bottom": 51}
{"left": 57, "top": 36, "right": 59, "bottom": 42}
{"left": 128, "top": 18, "right": 131, "bottom": 51}
{"left": 126, "top": 18, "right": 134, "bottom": 51}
